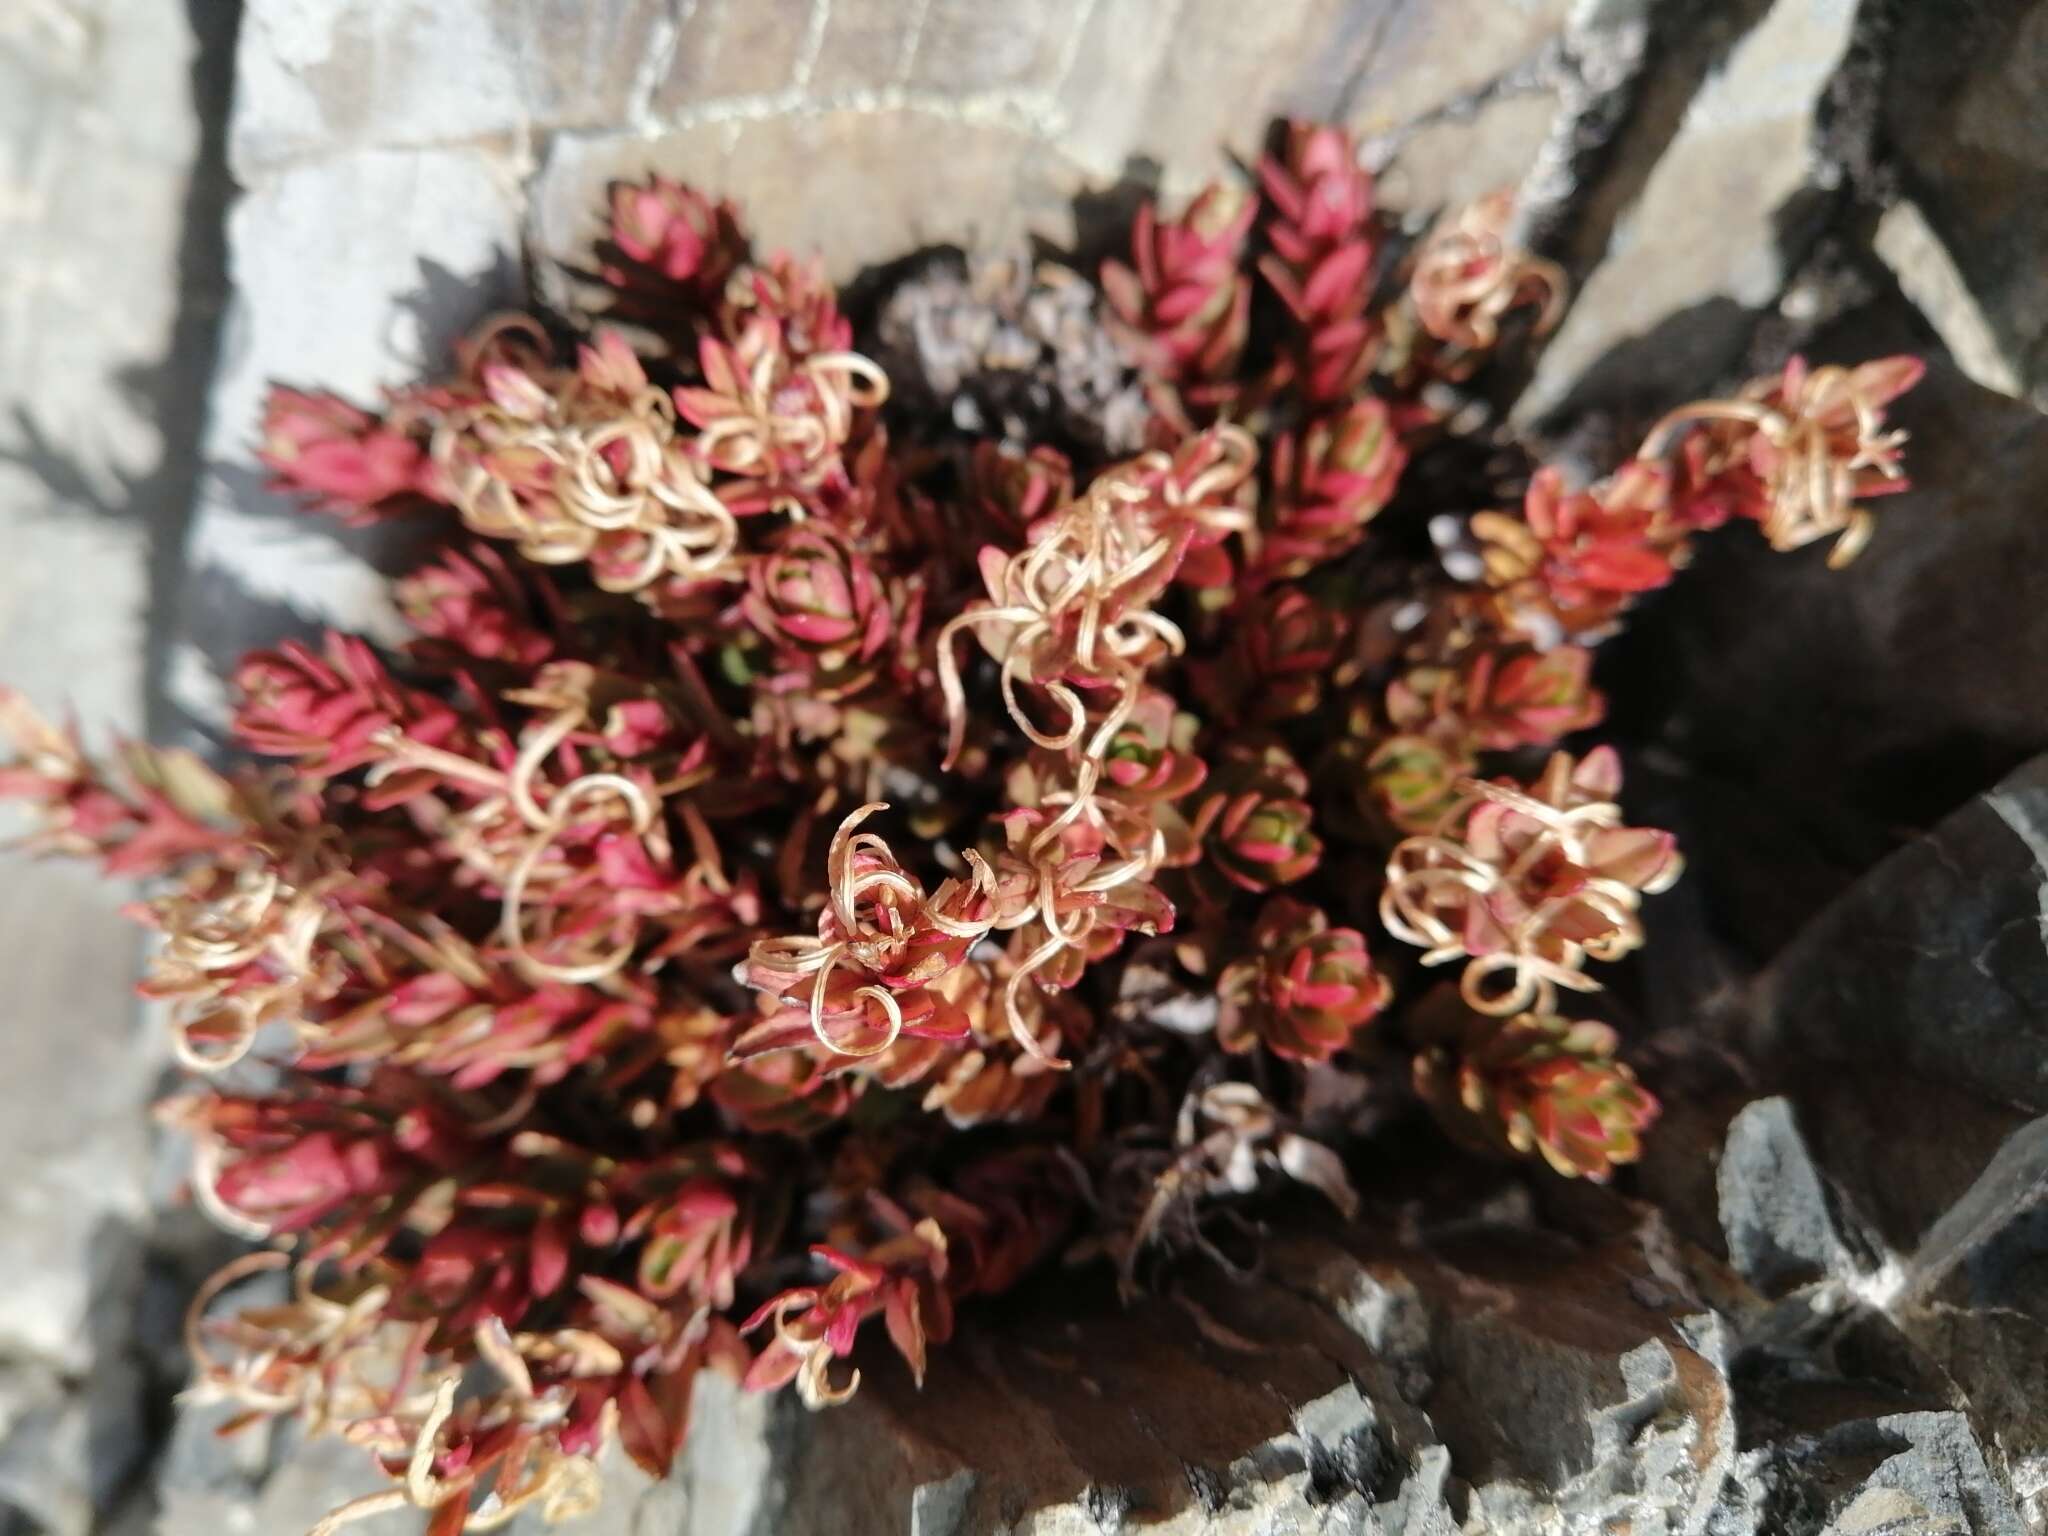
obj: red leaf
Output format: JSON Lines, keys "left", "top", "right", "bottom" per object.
{"left": 617, "top": 1376, "right": 678, "bottom": 1478}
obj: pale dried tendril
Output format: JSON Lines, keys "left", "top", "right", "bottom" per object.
{"left": 1379, "top": 777, "right": 1670, "bottom": 1016}
{"left": 1641, "top": 362, "right": 1911, "bottom": 568}
{"left": 182, "top": 1253, "right": 437, "bottom": 1433}
{"left": 986, "top": 760, "right": 1168, "bottom": 1065}
{"left": 1409, "top": 191, "right": 1566, "bottom": 353}
{"left": 752, "top": 1218, "right": 946, "bottom": 1409}
{"left": 936, "top": 477, "right": 1188, "bottom": 769}
{"left": 758, "top": 1287, "right": 862, "bottom": 1409}
{"left": 1126, "top": 1083, "right": 1356, "bottom": 1296}
{"left": 692, "top": 349, "right": 890, "bottom": 512}
{"left": 430, "top": 357, "right": 739, "bottom": 593}
{"left": 746, "top": 803, "right": 999, "bottom": 1061}
{"left": 929, "top": 464, "right": 1215, "bottom": 1063}
{"left": 1092, "top": 423, "right": 1258, "bottom": 551}
{"left": 366, "top": 691, "right": 665, "bottom": 987}
{"left": 148, "top": 865, "right": 332, "bottom": 1072}
{"left": 302, "top": 1324, "right": 610, "bottom": 1536}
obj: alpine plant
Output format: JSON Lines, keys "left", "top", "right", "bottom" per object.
{"left": 0, "top": 120, "right": 1923, "bottom": 1533}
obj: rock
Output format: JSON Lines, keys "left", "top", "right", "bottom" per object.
{"left": 1713, "top": 751, "right": 2048, "bottom": 1515}
{"left": 1752, "top": 754, "right": 2048, "bottom": 1118}
{"left": 1884, "top": 1114, "right": 2048, "bottom": 1521}
{"left": 0, "top": 4, "right": 191, "bottom": 1531}
{"left": 0, "top": 1346, "right": 152, "bottom": 1536}
{"left": 526, "top": 0, "right": 1669, "bottom": 291}
{"left": 1050, "top": 0, "right": 1389, "bottom": 197}
{"left": 1874, "top": 199, "right": 2027, "bottom": 399}
{"left": 525, "top": 0, "right": 1408, "bottom": 289}
{"left": 0, "top": 0, "right": 195, "bottom": 498}
{"left": 1516, "top": 0, "right": 1863, "bottom": 425}
{"left": 1774, "top": 1062, "right": 2036, "bottom": 1283}
{"left": 1716, "top": 1400, "right": 2028, "bottom": 1536}
{"left": 1372, "top": 90, "right": 1565, "bottom": 215}
{"left": 152, "top": 1405, "right": 398, "bottom": 1536}
{"left": 0, "top": 1362, "right": 95, "bottom": 1536}
{"left": 1882, "top": 0, "right": 2048, "bottom": 409}
{"left": 528, "top": 113, "right": 1078, "bottom": 299}
{"left": 1347, "top": 0, "right": 1575, "bottom": 134}
{"left": 1594, "top": 295, "right": 2048, "bottom": 973}
{"left": 1718, "top": 1099, "right": 1875, "bottom": 1299}
{"left": 644, "top": 1210, "right": 1757, "bottom": 1535}
{"left": 1900, "top": 1305, "right": 2048, "bottom": 1530}
{"left": 639, "top": 1191, "right": 2037, "bottom": 1534}
{"left": 170, "top": 145, "right": 527, "bottom": 729}
{"left": 229, "top": 0, "right": 672, "bottom": 179}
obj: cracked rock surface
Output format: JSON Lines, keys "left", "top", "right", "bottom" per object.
{"left": 10, "top": 0, "right": 2048, "bottom": 1532}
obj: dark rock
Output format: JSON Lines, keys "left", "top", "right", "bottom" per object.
{"left": 1717, "top": 1398, "right": 2027, "bottom": 1536}
{"left": 1598, "top": 294, "right": 2048, "bottom": 973}
{"left": 1884, "top": 0, "right": 2048, "bottom": 408}
{"left": 1751, "top": 754, "right": 2048, "bottom": 1118}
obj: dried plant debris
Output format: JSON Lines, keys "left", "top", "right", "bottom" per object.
{"left": 0, "top": 120, "right": 1924, "bottom": 1533}
{"left": 875, "top": 246, "right": 1151, "bottom": 455}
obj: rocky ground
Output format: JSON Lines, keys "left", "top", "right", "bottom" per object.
{"left": 6, "top": 0, "right": 2048, "bottom": 1532}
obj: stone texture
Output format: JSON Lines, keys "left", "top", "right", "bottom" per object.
{"left": 1718, "top": 1099, "right": 1872, "bottom": 1299}
{"left": 1752, "top": 754, "right": 2048, "bottom": 1117}
{"left": 644, "top": 1209, "right": 1747, "bottom": 1536}
{"left": 171, "top": 144, "right": 526, "bottom": 728}
{"left": 1345, "top": 0, "right": 1573, "bottom": 136}
{"left": 529, "top": 0, "right": 1386, "bottom": 287}
{"left": 1516, "top": 0, "right": 1862, "bottom": 425}
{"left": 1054, "top": 0, "right": 1384, "bottom": 196}
{"left": 0, "top": 3, "right": 192, "bottom": 1530}
{"left": 1726, "top": 761, "right": 2048, "bottom": 1520}
{"left": 530, "top": 113, "right": 1073, "bottom": 297}
{"left": 528, "top": 0, "right": 1629, "bottom": 290}
{"left": 1593, "top": 295, "right": 2048, "bottom": 981}
{"left": 1884, "top": 0, "right": 2048, "bottom": 410}
{"left": 230, "top": 0, "right": 672, "bottom": 178}
{"left": 1875, "top": 198, "right": 2027, "bottom": 399}
{"left": 609, "top": 1178, "right": 2034, "bottom": 1534}
{"left": 1370, "top": 88, "right": 1563, "bottom": 214}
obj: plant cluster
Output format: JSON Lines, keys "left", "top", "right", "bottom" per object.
{"left": 0, "top": 121, "right": 1921, "bottom": 1533}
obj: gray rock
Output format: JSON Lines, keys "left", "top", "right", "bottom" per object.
{"left": 1719, "top": 1099, "right": 1875, "bottom": 1299}
{"left": 527, "top": 0, "right": 1665, "bottom": 297}
{"left": 1752, "top": 754, "right": 2048, "bottom": 1119}
{"left": 1874, "top": 199, "right": 2026, "bottom": 400}
{"left": 1884, "top": 1115, "right": 2048, "bottom": 1521}
{"left": 229, "top": 0, "right": 672, "bottom": 179}
{"left": 528, "top": 113, "right": 1074, "bottom": 301}
{"left": 1372, "top": 89, "right": 1565, "bottom": 216}
{"left": 1347, "top": 0, "right": 1576, "bottom": 135}
{"left": 1714, "top": 1403, "right": 2028, "bottom": 1536}
{"left": 527, "top": 0, "right": 1398, "bottom": 290}
{"left": 171, "top": 144, "right": 526, "bottom": 726}
{"left": 644, "top": 1215, "right": 1745, "bottom": 1534}
{"left": 620, "top": 1195, "right": 2037, "bottom": 1534}
{"left": 1516, "top": 0, "right": 1862, "bottom": 426}
{"left": 1883, "top": 0, "right": 2048, "bottom": 410}
{"left": 1716, "top": 751, "right": 2048, "bottom": 1520}
{"left": 0, "top": 3, "right": 192, "bottom": 1530}
{"left": 152, "top": 1408, "right": 397, "bottom": 1536}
